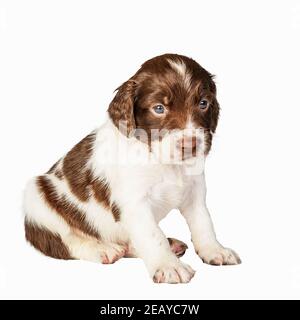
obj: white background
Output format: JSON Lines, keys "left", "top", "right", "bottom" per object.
{"left": 0, "top": 0, "right": 300, "bottom": 299}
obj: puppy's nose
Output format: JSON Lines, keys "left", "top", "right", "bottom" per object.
{"left": 176, "top": 136, "right": 201, "bottom": 149}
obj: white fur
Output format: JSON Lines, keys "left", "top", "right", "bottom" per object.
{"left": 24, "top": 116, "right": 239, "bottom": 283}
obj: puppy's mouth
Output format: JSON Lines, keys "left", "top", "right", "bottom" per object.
{"left": 180, "top": 146, "right": 198, "bottom": 160}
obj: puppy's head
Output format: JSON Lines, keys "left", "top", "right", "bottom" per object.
{"left": 108, "top": 54, "right": 219, "bottom": 161}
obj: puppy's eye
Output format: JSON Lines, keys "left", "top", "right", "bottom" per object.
{"left": 199, "top": 99, "right": 209, "bottom": 109}
{"left": 153, "top": 104, "right": 165, "bottom": 114}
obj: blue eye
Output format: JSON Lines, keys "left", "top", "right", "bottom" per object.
{"left": 199, "top": 99, "right": 208, "bottom": 109}
{"left": 153, "top": 104, "right": 165, "bottom": 114}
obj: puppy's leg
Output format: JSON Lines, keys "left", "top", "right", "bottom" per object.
{"left": 122, "top": 203, "right": 195, "bottom": 284}
{"left": 25, "top": 221, "right": 126, "bottom": 263}
{"left": 63, "top": 231, "right": 127, "bottom": 264}
{"left": 180, "top": 173, "right": 241, "bottom": 266}
{"left": 24, "top": 177, "right": 126, "bottom": 264}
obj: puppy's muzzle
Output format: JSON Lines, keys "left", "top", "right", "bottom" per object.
{"left": 176, "top": 136, "right": 201, "bottom": 158}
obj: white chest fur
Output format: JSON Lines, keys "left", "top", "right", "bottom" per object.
{"left": 93, "top": 121, "right": 205, "bottom": 223}
{"left": 146, "top": 165, "right": 192, "bottom": 222}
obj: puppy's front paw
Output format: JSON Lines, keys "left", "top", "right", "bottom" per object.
{"left": 197, "top": 245, "right": 241, "bottom": 266}
{"left": 152, "top": 260, "right": 195, "bottom": 284}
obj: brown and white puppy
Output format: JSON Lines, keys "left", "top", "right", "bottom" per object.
{"left": 23, "top": 54, "right": 241, "bottom": 284}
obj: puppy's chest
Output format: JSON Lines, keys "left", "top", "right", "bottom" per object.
{"left": 147, "top": 167, "right": 190, "bottom": 218}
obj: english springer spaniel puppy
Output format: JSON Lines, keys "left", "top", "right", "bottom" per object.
{"left": 24, "top": 54, "right": 241, "bottom": 284}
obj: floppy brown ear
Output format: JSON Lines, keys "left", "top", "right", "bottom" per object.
{"left": 108, "top": 79, "right": 137, "bottom": 136}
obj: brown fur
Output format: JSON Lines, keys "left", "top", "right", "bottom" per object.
{"left": 92, "top": 178, "right": 122, "bottom": 222}
{"left": 58, "top": 131, "right": 123, "bottom": 222}
{"left": 47, "top": 150, "right": 121, "bottom": 224}
{"left": 108, "top": 80, "right": 137, "bottom": 136}
{"left": 111, "top": 202, "right": 121, "bottom": 222}
{"left": 92, "top": 177, "right": 111, "bottom": 209}
{"left": 25, "top": 219, "right": 72, "bottom": 259}
{"left": 107, "top": 53, "right": 219, "bottom": 154}
{"left": 62, "top": 132, "right": 96, "bottom": 201}
{"left": 36, "top": 175, "right": 101, "bottom": 239}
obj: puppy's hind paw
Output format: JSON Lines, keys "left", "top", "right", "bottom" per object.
{"left": 168, "top": 238, "right": 188, "bottom": 258}
{"left": 100, "top": 243, "right": 127, "bottom": 264}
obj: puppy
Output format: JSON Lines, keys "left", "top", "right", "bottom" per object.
{"left": 23, "top": 54, "right": 241, "bottom": 284}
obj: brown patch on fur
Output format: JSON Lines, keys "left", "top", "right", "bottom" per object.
{"left": 62, "top": 132, "right": 96, "bottom": 201}
{"left": 25, "top": 219, "right": 72, "bottom": 259}
{"left": 44, "top": 135, "right": 121, "bottom": 224}
{"left": 92, "top": 178, "right": 121, "bottom": 222}
{"left": 36, "top": 175, "right": 101, "bottom": 239}
{"left": 92, "top": 178, "right": 111, "bottom": 209}
{"left": 111, "top": 202, "right": 121, "bottom": 222}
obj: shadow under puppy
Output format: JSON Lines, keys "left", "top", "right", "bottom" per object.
{"left": 24, "top": 53, "right": 241, "bottom": 284}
